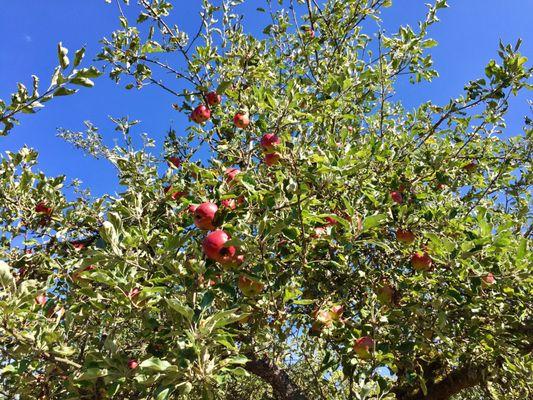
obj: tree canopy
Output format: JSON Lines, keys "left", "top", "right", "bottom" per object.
{"left": 0, "top": 1, "right": 531, "bottom": 399}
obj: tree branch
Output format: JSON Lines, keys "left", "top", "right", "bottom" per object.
{"left": 244, "top": 355, "right": 309, "bottom": 400}
{"left": 396, "top": 363, "right": 487, "bottom": 400}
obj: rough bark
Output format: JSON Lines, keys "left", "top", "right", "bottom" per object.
{"left": 396, "top": 363, "right": 486, "bottom": 400}
{"left": 244, "top": 356, "right": 309, "bottom": 400}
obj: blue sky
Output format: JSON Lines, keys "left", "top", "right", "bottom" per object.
{"left": 1, "top": 1, "right": 531, "bottom": 197}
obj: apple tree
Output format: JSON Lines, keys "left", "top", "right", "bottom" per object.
{"left": 0, "top": 1, "right": 531, "bottom": 399}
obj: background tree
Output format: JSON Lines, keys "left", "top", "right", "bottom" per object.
{"left": 0, "top": 1, "right": 531, "bottom": 399}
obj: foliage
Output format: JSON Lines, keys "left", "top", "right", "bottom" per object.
{"left": 0, "top": 43, "right": 101, "bottom": 136}
{"left": 0, "top": 1, "right": 531, "bottom": 399}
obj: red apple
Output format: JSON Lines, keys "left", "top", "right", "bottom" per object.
{"left": 396, "top": 229, "right": 415, "bottom": 244}
{"left": 70, "top": 240, "right": 87, "bottom": 251}
{"left": 325, "top": 216, "right": 338, "bottom": 226}
{"left": 194, "top": 202, "right": 218, "bottom": 230}
{"left": 411, "top": 251, "right": 432, "bottom": 271}
{"left": 206, "top": 91, "right": 222, "bottom": 106}
{"left": 238, "top": 275, "right": 264, "bottom": 297}
{"left": 353, "top": 336, "right": 374, "bottom": 359}
{"left": 390, "top": 191, "right": 403, "bottom": 204}
{"left": 312, "top": 226, "right": 327, "bottom": 238}
{"left": 35, "top": 202, "right": 52, "bottom": 216}
{"left": 35, "top": 293, "right": 47, "bottom": 306}
{"left": 221, "top": 199, "right": 237, "bottom": 210}
{"left": 225, "top": 167, "right": 240, "bottom": 183}
{"left": 167, "top": 157, "right": 181, "bottom": 168}
{"left": 127, "top": 287, "right": 141, "bottom": 299}
{"left": 330, "top": 305, "right": 344, "bottom": 319}
{"left": 73, "top": 264, "right": 96, "bottom": 283}
{"left": 164, "top": 186, "right": 186, "bottom": 201}
{"left": 127, "top": 359, "right": 138, "bottom": 369}
{"left": 202, "top": 230, "right": 237, "bottom": 265}
{"left": 315, "top": 304, "right": 343, "bottom": 325}
{"left": 260, "top": 133, "right": 281, "bottom": 153}
{"left": 188, "top": 204, "right": 198, "bottom": 214}
{"left": 264, "top": 152, "right": 281, "bottom": 166}
{"left": 191, "top": 104, "right": 211, "bottom": 124}
{"left": 481, "top": 272, "right": 496, "bottom": 287}
{"left": 233, "top": 113, "right": 250, "bottom": 129}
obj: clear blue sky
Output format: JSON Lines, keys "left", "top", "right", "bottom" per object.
{"left": 1, "top": 1, "right": 531, "bottom": 197}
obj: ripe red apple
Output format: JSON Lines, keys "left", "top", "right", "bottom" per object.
{"left": 314, "top": 304, "right": 343, "bottom": 326}
{"left": 225, "top": 167, "right": 240, "bottom": 183}
{"left": 188, "top": 204, "right": 198, "bottom": 214}
{"left": 73, "top": 264, "right": 96, "bottom": 283}
{"left": 390, "top": 191, "right": 403, "bottom": 204}
{"left": 411, "top": 251, "right": 432, "bottom": 271}
{"left": 396, "top": 229, "right": 415, "bottom": 244}
{"left": 206, "top": 91, "right": 222, "bottom": 106}
{"left": 325, "top": 216, "right": 338, "bottom": 226}
{"left": 127, "top": 287, "right": 141, "bottom": 299}
{"left": 167, "top": 157, "right": 181, "bottom": 168}
{"left": 264, "top": 152, "right": 281, "bottom": 166}
{"left": 260, "top": 133, "right": 281, "bottom": 153}
{"left": 35, "top": 202, "right": 52, "bottom": 216}
{"left": 35, "top": 293, "right": 47, "bottom": 306}
{"left": 164, "top": 186, "right": 186, "bottom": 201}
{"left": 481, "top": 272, "right": 496, "bottom": 288}
{"left": 127, "top": 359, "right": 138, "bottom": 370}
{"left": 315, "top": 309, "right": 334, "bottom": 325}
{"left": 233, "top": 113, "right": 250, "bottom": 129}
{"left": 353, "top": 336, "right": 374, "bottom": 359}
{"left": 191, "top": 104, "right": 211, "bottom": 124}
{"left": 312, "top": 226, "right": 327, "bottom": 238}
{"left": 238, "top": 275, "right": 264, "bottom": 297}
{"left": 202, "top": 230, "right": 237, "bottom": 265}
{"left": 70, "top": 240, "right": 86, "bottom": 251}
{"left": 194, "top": 202, "right": 218, "bottom": 230}
{"left": 221, "top": 199, "right": 237, "bottom": 210}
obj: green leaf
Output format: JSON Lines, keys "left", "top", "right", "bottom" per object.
{"left": 516, "top": 237, "right": 527, "bottom": 262}
{"left": 166, "top": 298, "right": 194, "bottom": 321}
{"left": 156, "top": 388, "right": 171, "bottom": 400}
{"left": 57, "top": 42, "right": 70, "bottom": 69}
{"left": 99, "top": 221, "right": 121, "bottom": 255}
{"left": 53, "top": 87, "right": 78, "bottom": 96}
{"left": 216, "top": 81, "right": 232, "bottom": 94}
{"left": 78, "top": 368, "right": 108, "bottom": 380}
{"left": 200, "top": 308, "right": 245, "bottom": 334}
{"left": 362, "top": 214, "right": 387, "bottom": 231}
{"left": 139, "top": 357, "right": 171, "bottom": 372}
{"left": 293, "top": 299, "right": 315, "bottom": 305}
{"left": 70, "top": 77, "right": 94, "bottom": 87}
{"left": 73, "top": 47, "right": 86, "bottom": 68}
{"left": 0, "top": 260, "right": 15, "bottom": 290}
{"left": 52, "top": 345, "right": 76, "bottom": 356}
{"left": 200, "top": 291, "right": 215, "bottom": 310}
